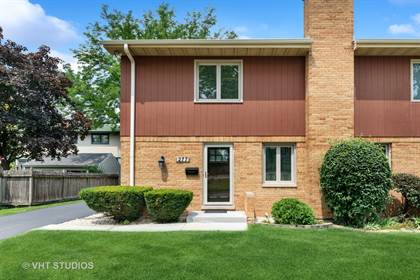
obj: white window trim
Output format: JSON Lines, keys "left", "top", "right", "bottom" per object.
{"left": 262, "top": 144, "right": 297, "bottom": 188}
{"left": 203, "top": 144, "right": 234, "bottom": 206}
{"left": 385, "top": 143, "right": 391, "bottom": 166}
{"left": 411, "top": 59, "right": 420, "bottom": 102}
{"left": 379, "top": 143, "right": 392, "bottom": 167}
{"left": 194, "top": 60, "right": 243, "bottom": 103}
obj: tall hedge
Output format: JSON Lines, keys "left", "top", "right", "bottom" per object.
{"left": 320, "top": 139, "right": 393, "bottom": 227}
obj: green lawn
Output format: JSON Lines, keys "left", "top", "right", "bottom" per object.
{"left": 0, "top": 226, "right": 420, "bottom": 280}
{"left": 0, "top": 200, "right": 81, "bottom": 217}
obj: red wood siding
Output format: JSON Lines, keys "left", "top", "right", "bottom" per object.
{"left": 355, "top": 56, "right": 420, "bottom": 137}
{"left": 120, "top": 56, "right": 306, "bottom": 137}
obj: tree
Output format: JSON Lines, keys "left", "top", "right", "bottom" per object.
{"left": 68, "top": 3, "right": 237, "bottom": 129}
{"left": 0, "top": 27, "right": 90, "bottom": 170}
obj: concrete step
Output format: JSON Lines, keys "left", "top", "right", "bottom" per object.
{"left": 187, "top": 211, "right": 247, "bottom": 223}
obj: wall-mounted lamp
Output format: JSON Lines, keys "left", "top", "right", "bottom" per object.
{"left": 158, "top": 156, "right": 166, "bottom": 169}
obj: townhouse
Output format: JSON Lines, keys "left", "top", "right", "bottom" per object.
{"left": 103, "top": 0, "right": 420, "bottom": 218}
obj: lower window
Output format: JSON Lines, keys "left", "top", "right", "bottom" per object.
{"left": 263, "top": 144, "right": 296, "bottom": 186}
{"left": 91, "top": 133, "right": 110, "bottom": 145}
{"left": 377, "top": 143, "right": 391, "bottom": 166}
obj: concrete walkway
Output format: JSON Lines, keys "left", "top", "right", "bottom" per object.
{"left": 38, "top": 213, "right": 248, "bottom": 232}
{"left": 0, "top": 202, "right": 95, "bottom": 240}
{"left": 40, "top": 222, "right": 247, "bottom": 232}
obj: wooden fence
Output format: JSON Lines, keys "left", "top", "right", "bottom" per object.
{"left": 0, "top": 170, "right": 119, "bottom": 206}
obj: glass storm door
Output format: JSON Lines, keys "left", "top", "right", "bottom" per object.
{"left": 204, "top": 145, "right": 233, "bottom": 205}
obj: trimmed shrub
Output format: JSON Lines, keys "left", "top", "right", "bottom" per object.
{"left": 393, "top": 173, "right": 420, "bottom": 215}
{"left": 320, "top": 139, "right": 393, "bottom": 227}
{"left": 144, "top": 189, "right": 193, "bottom": 223}
{"left": 80, "top": 186, "right": 152, "bottom": 222}
{"left": 271, "top": 198, "right": 316, "bottom": 225}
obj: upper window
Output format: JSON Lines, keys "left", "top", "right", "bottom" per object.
{"left": 91, "top": 133, "right": 110, "bottom": 145}
{"left": 411, "top": 60, "right": 420, "bottom": 101}
{"left": 194, "top": 60, "right": 243, "bottom": 102}
{"left": 263, "top": 144, "right": 296, "bottom": 187}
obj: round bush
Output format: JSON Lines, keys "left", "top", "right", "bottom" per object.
{"left": 80, "top": 186, "right": 152, "bottom": 222}
{"left": 144, "top": 189, "right": 193, "bottom": 223}
{"left": 320, "top": 139, "right": 393, "bottom": 227}
{"left": 271, "top": 198, "right": 316, "bottom": 225}
{"left": 393, "top": 173, "right": 420, "bottom": 215}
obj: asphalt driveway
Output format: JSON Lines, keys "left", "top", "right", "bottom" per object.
{"left": 0, "top": 201, "right": 94, "bottom": 240}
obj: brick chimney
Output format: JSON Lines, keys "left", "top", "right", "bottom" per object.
{"left": 304, "top": 0, "right": 355, "bottom": 217}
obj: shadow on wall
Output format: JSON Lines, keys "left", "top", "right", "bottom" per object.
{"left": 160, "top": 165, "right": 168, "bottom": 182}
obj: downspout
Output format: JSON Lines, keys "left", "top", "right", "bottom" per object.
{"left": 124, "top": 44, "right": 136, "bottom": 186}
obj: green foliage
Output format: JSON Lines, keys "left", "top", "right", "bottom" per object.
{"left": 320, "top": 139, "right": 393, "bottom": 227}
{"left": 67, "top": 3, "right": 237, "bottom": 129}
{"left": 144, "top": 189, "right": 193, "bottom": 223}
{"left": 85, "top": 165, "right": 102, "bottom": 174}
{"left": 365, "top": 217, "right": 420, "bottom": 230}
{"left": 80, "top": 186, "right": 152, "bottom": 222}
{"left": 0, "top": 27, "right": 90, "bottom": 170}
{"left": 412, "top": 217, "right": 420, "bottom": 228}
{"left": 393, "top": 173, "right": 420, "bottom": 215}
{"left": 271, "top": 198, "right": 316, "bottom": 225}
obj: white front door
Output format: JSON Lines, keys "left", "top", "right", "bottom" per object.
{"left": 203, "top": 144, "right": 234, "bottom": 206}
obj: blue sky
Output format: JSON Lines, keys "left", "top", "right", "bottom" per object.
{"left": 1, "top": 0, "right": 420, "bottom": 68}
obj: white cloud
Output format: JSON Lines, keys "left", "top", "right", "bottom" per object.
{"left": 233, "top": 24, "right": 271, "bottom": 39}
{"left": 0, "top": 0, "right": 79, "bottom": 48}
{"left": 412, "top": 13, "right": 420, "bottom": 25}
{"left": 234, "top": 26, "right": 249, "bottom": 33}
{"left": 234, "top": 26, "right": 251, "bottom": 39}
{"left": 388, "top": 24, "right": 416, "bottom": 34}
{"left": 50, "top": 49, "right": 78, "bottom": 72}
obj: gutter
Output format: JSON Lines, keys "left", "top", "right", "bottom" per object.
{"left": 102, "top": 38, "right": 313, "bottom": 47}
{"left": 124, "top": 44, "right": 136, "bottom": 186}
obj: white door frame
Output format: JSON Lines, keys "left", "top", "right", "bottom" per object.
{"left": 203, "top": 144, "right": 234, "bottom": 206}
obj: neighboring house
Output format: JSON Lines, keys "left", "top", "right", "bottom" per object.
{"left": 20, "top": 153, "right": 120, "bottom": 175}
{"left": 102, "top": 0, "right": 419, "bottom": 218}
{"left": 77, "top": 126, "right": 120, "bottom": 159}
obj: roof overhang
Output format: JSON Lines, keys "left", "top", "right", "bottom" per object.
{"left": 355, "top": 39, "right": 420, "bottom": 56}
{"left": 102, "top": 39, "right": 312, "bottom": 56}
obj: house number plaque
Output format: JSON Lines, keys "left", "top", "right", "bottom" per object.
{"left": 176, "top": 157, "right": 190, "bottom": 163}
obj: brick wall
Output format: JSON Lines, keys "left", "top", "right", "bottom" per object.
{"left": 304, "top": 0, "right": 355, "bottom": 216}
{"left": 121, "top": 137, "right": 315, "bottom": 217}
{"left": 366, "top": 138, "right": 420, "bottom": 176}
